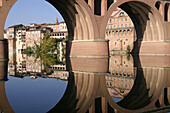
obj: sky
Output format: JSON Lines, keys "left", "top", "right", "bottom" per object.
{"left": 4, "top": 0, "right": 64, "bottom": 29}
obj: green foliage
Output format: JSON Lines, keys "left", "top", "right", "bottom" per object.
{"left": 24, "top": 33, "right": 66, "bottom": 71}
{"left": 126, "top": 45, "right": 131, "bottom": 54}
{"left": 64, "top": 35, "right": 69, "bottom": 42}
{"left": 126, "top": 54, "right": 131, "bottom": 61}
{"left": 23, "top": 46, "right": 34, "bottom": 56}
{"left": 40, "top": 54, "right": 58, "bottom": 70}
{"left": 40, "top": 33, "right": 56, "bottom": 54}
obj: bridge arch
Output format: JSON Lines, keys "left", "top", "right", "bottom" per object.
{"left": 1, "top": 0, "right": 100, "bottom": 41}
{"left": 101, "top": 0, "right": 167, "bottom": 54}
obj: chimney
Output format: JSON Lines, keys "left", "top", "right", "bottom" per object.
{"left": 56, "top": 18, "right": 59, "bottom": 24}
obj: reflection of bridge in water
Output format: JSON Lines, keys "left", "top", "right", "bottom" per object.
{"left": 48, "top": 55, "right": 170, "bottom": 113}
{"left": 0, "top": 55, "right": 169, "bottom": 112}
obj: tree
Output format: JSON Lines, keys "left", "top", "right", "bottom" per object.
{"left": 40, "top": 33, "right": 56, "bottom": 54}
{"left": 23, "top": 46, "right": 34, "bottom": 56}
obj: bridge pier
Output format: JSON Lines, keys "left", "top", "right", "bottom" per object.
{"left": 0, "top": 61, "right": 8, "bottom": 81}
{"left": 67, "top": 39, "right": 109, "bottom": 58}
{"left": 0, "top": 39, "right": 8, "bottom": 61}
{"left": 133, "top": 41, "right": 170, "bottom": 55}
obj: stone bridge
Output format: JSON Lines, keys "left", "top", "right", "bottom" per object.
{"left": 0, "top": 0, "right": 170, "bottom": 59}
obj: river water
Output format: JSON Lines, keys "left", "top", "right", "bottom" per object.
{"left": 0, "top": 54, "right": 170, "bottom": 113}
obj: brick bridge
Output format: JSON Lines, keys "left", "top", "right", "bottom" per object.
{"left": 0, "top": 0, "right": 170, "bottom": 59}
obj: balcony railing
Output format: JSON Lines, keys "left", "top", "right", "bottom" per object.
{"left": 106, "top": 27, "right": 134, "bottom": 31}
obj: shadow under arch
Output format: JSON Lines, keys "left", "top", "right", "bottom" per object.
{"left": 100, "top": 0, "right": 166, "bottom": 55}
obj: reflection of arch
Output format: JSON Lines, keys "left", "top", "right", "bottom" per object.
{"left": 48, "top": 72, "right": 100, "bottom": 113}
{"left": 0, "top": 61, "right": 14, "bottom": 113}
{"left": 48, "top": 60, "right": 168, "bottom": 113}
{"left": 0, "top": 82, "right": 14, "bottom": 113}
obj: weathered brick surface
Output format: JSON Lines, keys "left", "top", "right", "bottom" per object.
{"left": 69, "top": 41, "right": 109, "bottom": 57}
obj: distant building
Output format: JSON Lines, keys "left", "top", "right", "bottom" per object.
{"left": 4, "top": 18, "right": 68, "bottom": 77}
{"left": 26, "top": 25, "right": 52, "bottom": 47}
{"left": 105, "top": 8, "right": 136, "bottom": 54}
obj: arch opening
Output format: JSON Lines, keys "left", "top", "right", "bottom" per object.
{"left": 104, "top": 1, "right": 165, "bottom": 55}
{"left": 94, "top": 0, "right": 101, "bottom": 15}
{"left": 164, "top": 3, "right": 169, "bottom": 22}
{"left": 155, "top": 1, "right": 161, "bottom": 10}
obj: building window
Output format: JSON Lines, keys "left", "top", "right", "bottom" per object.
{"left": 125, "top": 24, "right": 127, "bottom": 28}
{"left": 121, "top": 31, "right": 123, "bottom": 36}
{"left": 122, "top": 77, "right": 124, "bottom": 81}
{"left": 125, "top": 31, "right": 127, "bottom": 36}
{"left": 114, "top": 18, "right": 115, "bottom": 23}
{"left": 110, "top": 19, "right": 112, "bottom": 23}
{"left": 121, "top": 84, "right": 123, "bottom": 88}
{"left": 120, "top": 12, "right": 125, "bottom": 16}
{"left": 117, "top": 18, "right": 119, "bottom": 22}
{"left": 107, "top": 33, "right": 109, "bottom": 37}
{"left": 129, "top": 78, "right": 131, "bottom": 82}
{"left": 115, "top": 42, "right": 117, "bottom": 46}
{"left": 117, "top": 25, "right": 119, "bottom": 29}
{"left": 129, "top": 31, "right": 131, "bottom": 36}
{"left": 117, "top": 32, "right": 119, "bottom": 36}
{"left": 114, "top": 82, "right": 116, "bottom": 87}
{"left": 129, "top": 23, "right": 131, "bottom": 28}
{"left": 121, "top": 24, "right": 123, "bottom": 29}
{"left": 125, "top": 17, "right": 127, "bottom": 21}
{"left": 121, "top": 18, "right": 123, "bottom": 22}
{"left": 114, "top": 32, "right": 116, "bottom": 36}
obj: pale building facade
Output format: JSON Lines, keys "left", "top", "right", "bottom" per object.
{"left": 26, "top": 25, "right": 52, "bottom": 47}
{"left": 105, "top": 8, "right": 136, "bottom": 54}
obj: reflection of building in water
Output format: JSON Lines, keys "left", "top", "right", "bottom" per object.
{"left": 106, "top": 74, "right": 134, "bottom": 99}
{"left": 105, "top": 8, "right": 135, "bottom": 54}
{"left": 26, "top": 56, "right": 44, "bottom": 73}
{"left": 49, "top": 70, "right": 69, "bottom": 80}
{"left": 51, "top": 64, "right": 66, "bottom": 70}
{"left": 106, "top": 55, "right": 136, "bottom": 99}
